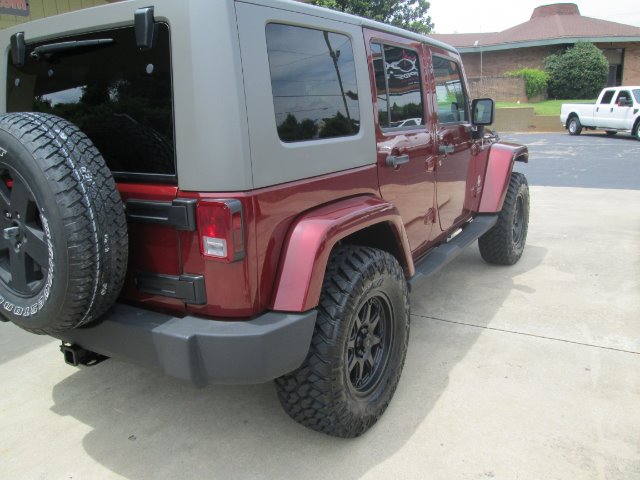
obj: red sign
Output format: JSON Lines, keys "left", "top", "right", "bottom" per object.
{"left": 0, "top": 0, "right": 30, "bottom": 17}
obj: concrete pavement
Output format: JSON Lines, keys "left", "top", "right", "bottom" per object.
{"left": 1, "top": 136, "right": 639, "bottom": 479}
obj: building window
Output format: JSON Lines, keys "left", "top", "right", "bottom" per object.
{"left": 266, "top": 24, "right": 360, "bottom": 143}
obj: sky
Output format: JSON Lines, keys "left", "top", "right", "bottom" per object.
{"left": 429, "top": 0, "right": 640, "bottom": 33}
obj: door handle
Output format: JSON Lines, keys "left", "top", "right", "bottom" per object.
{"left": 438, "top": 144, "right": 454, "bottom": 155}
{"left": 385, "top": 154, "right": 410, "bottom": 168}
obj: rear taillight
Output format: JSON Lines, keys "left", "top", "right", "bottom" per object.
{"left": 196, "top": 199, "right": 245, "bottom": 262}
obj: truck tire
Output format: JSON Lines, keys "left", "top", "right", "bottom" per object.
{"left": 0, "top": 113, "right": 127, "bottom": 335}
{"left": 634, "top": 121, "right": 640, "bottom": 141}
{"left": 478, "top": 172, "right": 529, "bottom": 265}
{"left": 567, "top": 116, "right": 582, "bottom": 135}
{"left": 275, "top": 246, "right": 410, "bottom": 438}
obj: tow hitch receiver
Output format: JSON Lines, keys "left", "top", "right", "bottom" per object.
{"left": 60, "top": 343, "right": 109, "bottom": 367}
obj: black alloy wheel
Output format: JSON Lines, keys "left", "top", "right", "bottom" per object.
{"left": 0, "top": 167, "right": 49, "bottom": 297}
{"left": 346, "top": 293, "right": 393, "bottom": 396}
{"left": 512, "top": 194, "right": 525, "bottom": 249}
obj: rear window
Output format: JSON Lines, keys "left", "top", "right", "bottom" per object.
{"left": 6, "top": 24, "right": 175, "bottom": 180}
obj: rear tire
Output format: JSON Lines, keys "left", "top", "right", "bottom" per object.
{"left": 275, "top": 246, "right": 410, "bottom": 438}
{"left": 478, "top": 172, "right": 529, "bottom": 266}
{"left": 0, "top": 113, "right": 127, "bottom": 335}
{"left": 633, "top": 121, "right": 640, "bottom": 141}
{"left": 567, "top": 116, "right": 582, "bottom": 135}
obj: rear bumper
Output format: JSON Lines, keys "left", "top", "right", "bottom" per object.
{"left": 54, "top": 304, "right": 317, "bottom": 386}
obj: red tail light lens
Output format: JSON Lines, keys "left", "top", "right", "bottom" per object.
{"left": 196, "top": 199, "right": 245, "bottom": 262}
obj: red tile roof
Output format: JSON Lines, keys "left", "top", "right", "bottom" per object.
{"left": 431, "top": 3, "right": 640, "bottom": 50}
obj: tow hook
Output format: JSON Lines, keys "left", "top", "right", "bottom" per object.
{"left": 60, "top": 343, "right": 109, "bottom": 367}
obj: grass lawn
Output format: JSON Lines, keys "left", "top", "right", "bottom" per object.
{"left": 496, "top": 99, "right": 595, "bottom": 116}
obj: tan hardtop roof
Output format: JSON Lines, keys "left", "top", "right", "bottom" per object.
{"left": 243, "top": 0, "right": 458, "bottom": 54}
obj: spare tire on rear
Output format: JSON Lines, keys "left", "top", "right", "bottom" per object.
{"left": 0, "top": 112, "right": 127, "bottom": 335}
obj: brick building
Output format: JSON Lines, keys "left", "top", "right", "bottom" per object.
{"left": 0, "top": 0, "right": 115, "bottom": 29}
{"left": 432, "top": 3, "right": 640, "bottom": 100}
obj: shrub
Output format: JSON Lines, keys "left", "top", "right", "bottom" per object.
{"left": 544, "top": 42, "right": 608, "bottom": 99}
{"left": 505, "top": 68, "right": 549, "bottom": 99}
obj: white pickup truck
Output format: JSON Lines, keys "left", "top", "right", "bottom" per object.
{"left": 560, "top": 86, "right": 640, "bottom": 139}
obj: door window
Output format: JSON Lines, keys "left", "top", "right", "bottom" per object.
{"left": 615, "top": 90, "right": 632, "bottom": 106}
{"left": 371, "top": 43, "right": 424, "bottom": 129}
{"left": 432, "top": 56, "right": 468, "bottom": 124}
{"left": 600, "top": 90, "right": 615, "bottom": 104}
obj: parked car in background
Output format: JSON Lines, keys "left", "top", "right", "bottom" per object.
{"left": 560, "top": 87, "right": 640, "bottom": 139}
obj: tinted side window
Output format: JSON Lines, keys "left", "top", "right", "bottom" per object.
{"left": 7, "top": 24, "right": 175, "bottom": 178}
{"left": 266, "top": 24, "right": 359, "bottom": 143}
{"left": 615, "top": 90, "right": 632, "bottom": 105}
{"left": 600, "top": 90, "right": 615, "bottom": 104}
{"left": 432, "top": 56, "right": 468, "bottom": 124}
{"left": 371, "top": 42, "right": 424, "bottom": 129}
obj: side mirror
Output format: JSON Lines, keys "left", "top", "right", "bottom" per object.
{"left": 619, "top": 98, "right": 632, "bottom": 107}
{"left": 472, "top": 98, "right": 494, "bottom": 126}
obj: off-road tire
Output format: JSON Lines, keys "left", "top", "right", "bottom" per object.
{"left": 478, "top": 172, "right": 529, "bottom": 265}
{"left": 275, "top": 246, "right": 410, "bottom": 438}
{"left": 0, "top": 112, "right": 127, "bottom": 334}
{"left": 567, "top": 116, "right": 582, "bottom": 135}
{"left": 605, "top": 130, "right": 617, "bottom": 136}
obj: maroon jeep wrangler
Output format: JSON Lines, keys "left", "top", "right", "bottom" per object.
{"left": 0, "top": 0, "right": 529, "bottom": 437}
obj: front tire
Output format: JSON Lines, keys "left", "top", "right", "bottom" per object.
{"left": 567, "top": 116, "right": 582, "bottom": 135}
{"left": 478, "top": 172, "right": 529, "bottom": 265}
{"left": 275, "top": 246, "right": 410, "bottom": 438}
{"left": 633, "top": 121, "right": 640, "bottom": 141}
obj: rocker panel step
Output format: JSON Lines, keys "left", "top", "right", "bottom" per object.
{"left": 410, "top": 214, "right": 498, "bottom": 288}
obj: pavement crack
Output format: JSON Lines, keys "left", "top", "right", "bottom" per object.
{"left": 412, "top": 313, "right": 640, "bottom": 356}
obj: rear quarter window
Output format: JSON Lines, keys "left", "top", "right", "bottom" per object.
{"left": 6, "top": 24, "right": 175, "bottom": 180}
{"left": 265, "top": 23, "right": 360, "bottom": 143}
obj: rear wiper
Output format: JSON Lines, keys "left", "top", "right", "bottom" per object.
{"left": 30, "top": 39, "right": 114, "bottom": 60}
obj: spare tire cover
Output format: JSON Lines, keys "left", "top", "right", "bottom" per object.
{"left": 0, "top": 112, "right": 128, "bottom": 335}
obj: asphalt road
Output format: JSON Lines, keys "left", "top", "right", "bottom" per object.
{"left": 1, "top": 133, "right": 639, "bottom": 480}
{"left": 506, "top": 131, "right": 640, "bottom": 190}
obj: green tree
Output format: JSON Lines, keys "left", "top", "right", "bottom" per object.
{"left": 312, "top": 0, "right": 434, "bottom": 34}
{"left": 544, "top": 42, "right": 608, "bottom": 99}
